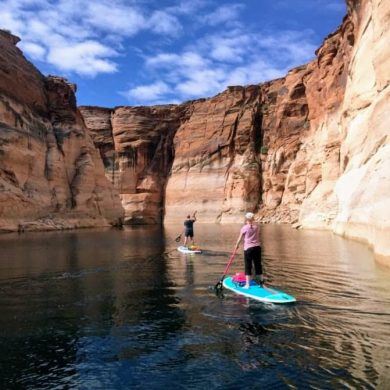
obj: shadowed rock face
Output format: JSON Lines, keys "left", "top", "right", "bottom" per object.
{"left": 0, "top": 30, "right": 124, "bottom": 231}
{"left": 80, "top": 104, "right": 192, "bottom": 224}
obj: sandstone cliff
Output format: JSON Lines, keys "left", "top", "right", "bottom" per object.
{"left": 80, "top": 11, "right": 356, "bottom": 227}
{"left": 0, "top": 30, "right": 124, "bottom": 231}
{"left": 299, "top": 0, "right": 389, "bottom": 264}
{"left": 80, "top": 104, "right": 192, "bottom": 224}
{"left": 80, "top": 0, "right": 389, "bottom": 263}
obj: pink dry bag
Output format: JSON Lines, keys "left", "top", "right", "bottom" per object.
{"left": 232, "top": 272, "right": 246, "bottom": 283}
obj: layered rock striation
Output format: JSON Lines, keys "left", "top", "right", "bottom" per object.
{"left": 80, "top": 104, "right": 192, "bottom": 224}
{"left": 316, "top": 0, "right": 389, "bottom": 264}
{"left": 0, "top": 30, "right": 124, "bottom": 232}
{"left": 165, "top": 86, "right": 263, "bottom": 223}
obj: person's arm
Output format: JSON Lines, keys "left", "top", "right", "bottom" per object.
{"left": 234, "top": 232, "right": 244, "bottom": 252}
{"left": 192, "top": 211, "right": 197, "bottom": 222}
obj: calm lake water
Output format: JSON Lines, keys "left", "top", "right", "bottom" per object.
{"left": 0, "top": 224, "right": 389, "bottom": 389}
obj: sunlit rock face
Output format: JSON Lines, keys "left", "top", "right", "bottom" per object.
{"left": 165, "top": 86, "right": 263, "bottom": 223}
{"left": 80, "top": 0, "right": 388, "bottom": 263}
{"left": 82, "top": 87, "right": 263, "bottom": 225}
{"left": 0, "top": 30, "right": 124, "bottom": 232}
{"left": 298, "top": 0, "right": 390, "bottom": 264}
{"left": 80, "top": 11, "right": 355, "bottom": 227}
{"left": 327, "top": 0, "right": 389, "bottom": 264}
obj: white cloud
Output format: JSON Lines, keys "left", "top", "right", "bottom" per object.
{"left": 210, "top": 44, "right": 240, "bottom": 62}
{"left": 130, "top": 27, "right": 316, "bottom": 104}
{"left": 176, "top": 68, "right": 226, "bottom": 96}
{"left": 146, "top": 51, "right": 207, "bottom": 72}
{"left": 0, "top": 0, "right": 323, "bottom": 102}
{"left": 0, "top": 10, "right": 24, "bottom": 35}
{"left": 224, "top": 59, "right": 284, "bottom": 86}
{"left": 146, "top": 53, "right": 181, "bottom": 68}
{"left": 123, "top": 81, "right": 170, "bottom": 102}
{"left": 0, "top": 0, "right": 185, "bottom": 76}
{"left": 167, "top": 0, "right": 208, "bottom": 15}
{"left": 84, "top": 2, "right": 146, "bottom": 36}
{"left": 180, "top": 52, "right": 207, "bottom": 69}
{"left": 256, "top": 30, "right": 317, "bottom": 65}
{"left": 47, "top": 41, "right": 118, "bottom": 76}
{"left": 205, "top": 31, "right": 251, "bottom": 62}
{"left": 19, "top": 41, "right": 46, "bottom": 60}
{"left": 203, "top": 3, "right": 244, "bottom": 26}
{"left": 149, "top": 11, "right": 182, "bottom": 36}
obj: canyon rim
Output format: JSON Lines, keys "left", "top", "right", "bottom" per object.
{"left": 0, "top": 0, "right": 389, "bottom": 265}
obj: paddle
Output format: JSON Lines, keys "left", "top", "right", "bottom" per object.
{"left": 214, "top": 248, "right": 238, "bottom": 292}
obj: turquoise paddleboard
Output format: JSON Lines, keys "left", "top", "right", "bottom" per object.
{"left": 178, "top": 246, "right": 202, "bottom": 254}
{"left": 223, "top": 277, "right": 296, "bottom": 304}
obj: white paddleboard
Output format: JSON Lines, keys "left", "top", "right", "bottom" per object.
{"left": 177, "top": 246, "right": 202, "bottom": 254}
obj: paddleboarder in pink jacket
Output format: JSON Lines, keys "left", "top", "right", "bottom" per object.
{"left": 234, "top": 212, "right": 263, "bottom": 289}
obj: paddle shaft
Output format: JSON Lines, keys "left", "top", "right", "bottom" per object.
{"left": 220, "top": 249, "right": 238, "bottom": 281}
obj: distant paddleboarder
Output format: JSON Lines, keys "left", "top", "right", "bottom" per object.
{"left": 234, "top": 212, "right": 264, "bottom": 289}
{"left": 183, "top": 211, "right": 197, "bottom": 248}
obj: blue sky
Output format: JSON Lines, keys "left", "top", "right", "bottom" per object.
{"left": 0, "top": 0, "right": 346, "bottom": 107}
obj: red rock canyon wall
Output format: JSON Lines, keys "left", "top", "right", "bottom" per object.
{"left": 0, "top": 30, "right": 124, "bottom": 231}
{"left": 0, "top": 0, "right": 387, "bottom": 263}
{"left": 81, "top": 0, "right": 389, "bottom": 263}
{"left": 80, "top": 104, "right": 192, "bottom": 224}
{"left": 80, "top": 9, "right": 355, "bottom": 226}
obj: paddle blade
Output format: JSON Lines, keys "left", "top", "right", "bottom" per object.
{"left": 175, "top": 234, "right": 181, "bottom": 242}
{"left": 214, "top": 280, "right": 225, "bottom": 298}
{"left": 214, "top": 279, "right": 223, "bottom": 292}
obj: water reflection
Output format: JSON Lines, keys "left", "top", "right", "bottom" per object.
{"left": 0, "top": 225, "right": 389, "bottom": 388}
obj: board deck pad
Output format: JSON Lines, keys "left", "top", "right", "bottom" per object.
{"left": 177, "top": 246, "right": 202, "bottom": 254}
{"left": 223, "top": 276, "right": 296, "bottom": 304}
